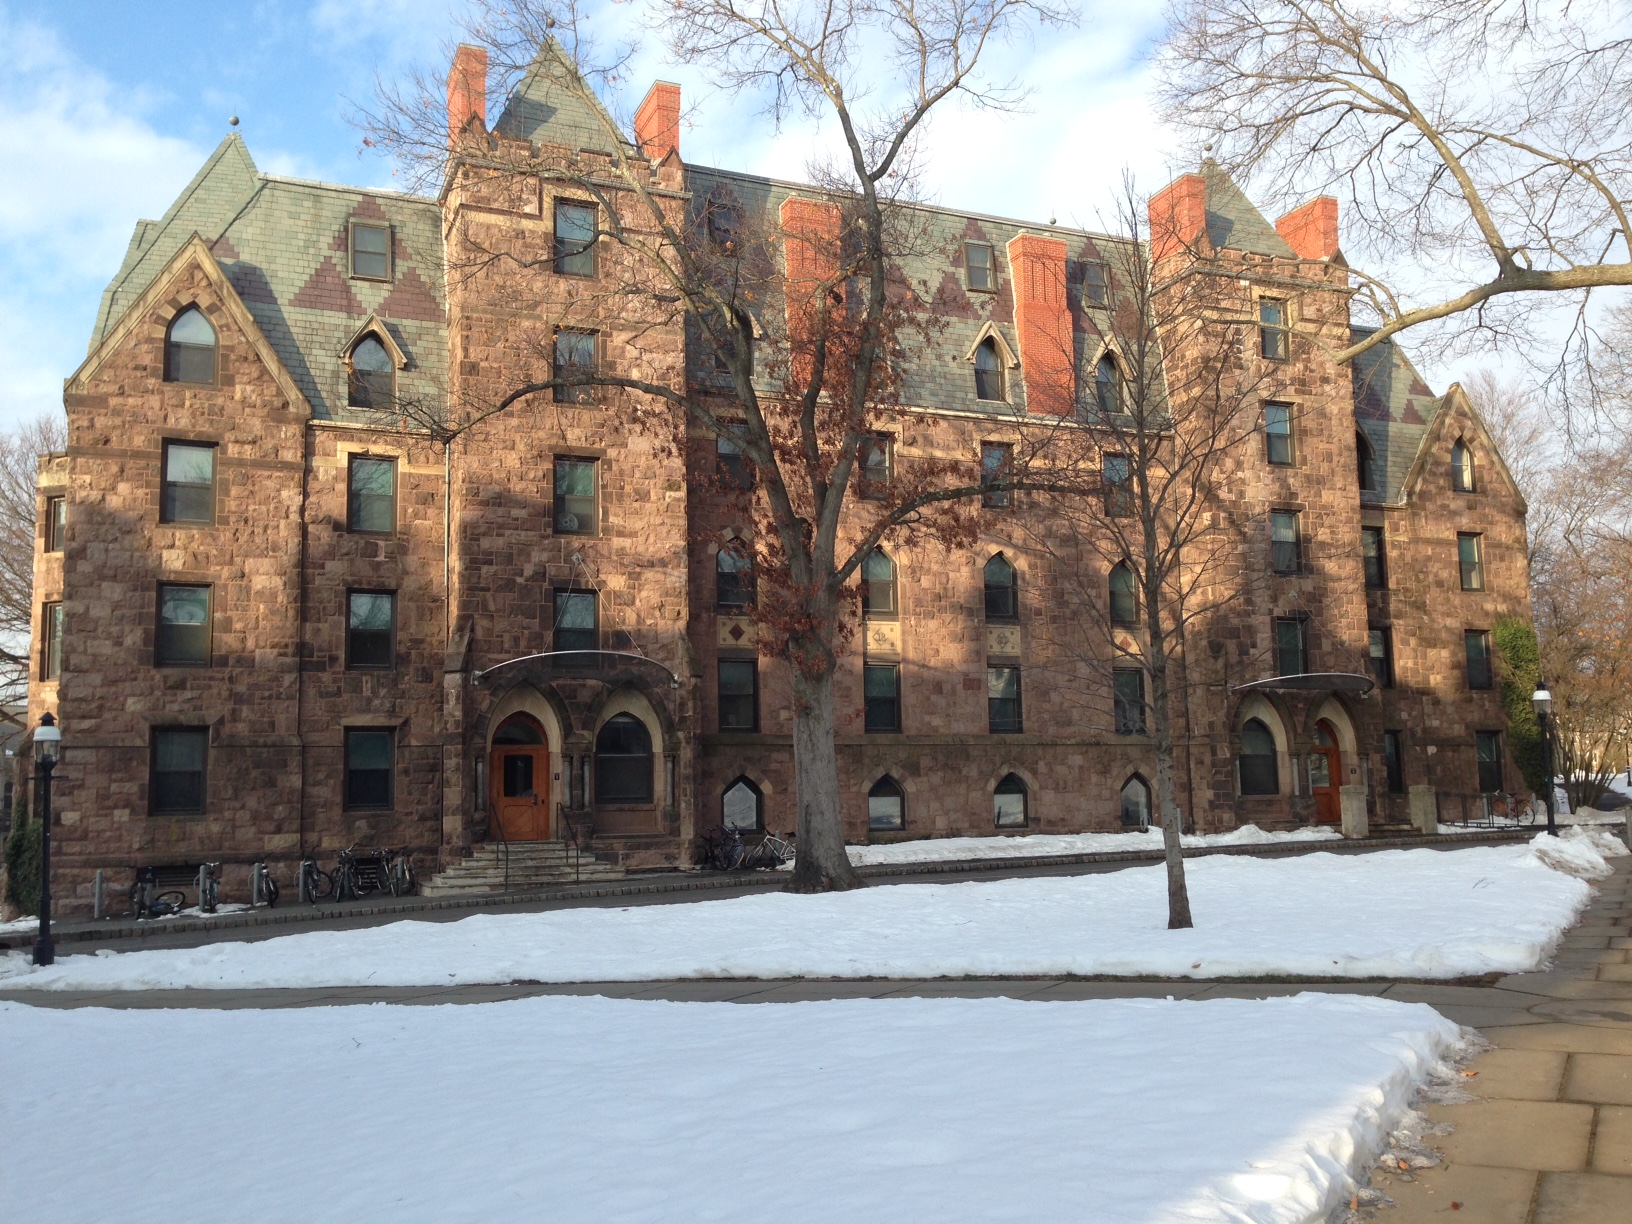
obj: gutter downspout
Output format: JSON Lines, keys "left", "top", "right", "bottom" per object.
{"left": 296, "top": 423, "right": 311, "bottom": 860}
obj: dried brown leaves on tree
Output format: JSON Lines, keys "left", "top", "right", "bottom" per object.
{"left": 0, "top": 415, "right": 65, "bottom": 715}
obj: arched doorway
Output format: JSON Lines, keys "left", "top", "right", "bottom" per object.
{"left": 1309, "top": 720, "right": 1343, "bottom": 823}
{"left": 490, "top": 713, "right": 551, "bottom": 840}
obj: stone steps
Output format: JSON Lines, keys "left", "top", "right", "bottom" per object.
{"left": 420, "top": 841, "right": 626, "bottom": 896}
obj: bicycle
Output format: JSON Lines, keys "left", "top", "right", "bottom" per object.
{"left": 383, "top": 849, "right": 418, "bottom": 897}
{"left": 701, "top": 825, "right": 747, "bottom": 871}
{"left": 251, "top": 861, "right": 280, "bottom": 907}
{"left": 299, "top": 858, "right": 334, "bottom": 904}
{"left": 199, "top": 862, "right": 221, "bottom": 914}
{"left": 333, "top": 845, "right": 394, "bottom": 901}
{"left": 128, "top": 868, "right": 187, "bottom": 920}
{"left": 744, "top": 829, "right": 797, "bottom": 869}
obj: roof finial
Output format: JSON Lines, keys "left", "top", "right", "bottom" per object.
{"left": 229, "top": 116, "right": 240, "bottom": 127}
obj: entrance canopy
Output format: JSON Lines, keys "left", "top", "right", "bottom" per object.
{"left": 1228, "top": 672, "right": 1375, "bottom": 696}
{"left": 472, "top": 650, "right": 681, "bottom": 688}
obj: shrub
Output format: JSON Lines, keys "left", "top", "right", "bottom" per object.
{"left": 4, "top": 788, "right": 40, "bottom": 916}
{"left": 1493, "top": 616, "right": 1547, "bottom": 796}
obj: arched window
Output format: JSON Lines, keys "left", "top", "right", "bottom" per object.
{"left": 1356, "top": 431, "right": 1376, "bottom": 492}
{"left": 1120, "top": 775, "right": 1152, "bottom": 828}
{"left": 165, "top": 307, "right": 217, "bottom": 384}
{"left": 1238, "top": 718, "right": 1279, "bottom": 796}
{"left": 1451, "top": 439, "right": 1476, "bottom": 493}
{"left": 973, "top": 338, "right": 1005, "bottom": 402}
{"left": 983, "top": 553, "right": 1018, "bottom": 621}
{"left": 1109, "top": 561, "right": 1138, "bottom": 627}
{"left": 722, "top": 776, "right": 762, "bottom": 831}
{"left": 993, "top": 773, "right": 1028, "bottom": 827}
{"left": 868, "top": 775, "right": 905, "bottom": 831}
{"left": 492, "top": 713, "right": 545, "bottom": 745}
{"left": 716, "top": 540, "right": 754, "bottom": 612}
{"left": 1094, "top": 354, "right": 1120, "bottom": 416}
{"left": 595, "top": 713, "right": 653, "bottom": 803}
{"left": 862, "top": 548, "right": 897, "bottom": 617}
{"left": 348, "top": 334, "right": 395, "bottom": 409}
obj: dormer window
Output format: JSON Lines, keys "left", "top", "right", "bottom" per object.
{"left": 347, "top": 335, "right": 395, "bottom": 409}
{"left": 1451, "top": 439, "right": 1476, "bottom": 493}
{"left": 974, "top": 338, "right": 1005, "bottom": 401}
{"left": 965, "top": 242, "right": 994, "bottom": 292}
{"left": 349, "top": 223, "right": 391, "bottom": 281}
{"left": 165, "top": 307, "right": 217, "bottom": 384}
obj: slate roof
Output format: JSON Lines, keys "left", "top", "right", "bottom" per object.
{"left": 1351, "top": 327, "right": 1444, "bottom": 504}
{"left": 91, "top": 135, "right": 446, "bottom": 422}
{"left": 1199, "top": 160, "right": 1297, "bottom": 259}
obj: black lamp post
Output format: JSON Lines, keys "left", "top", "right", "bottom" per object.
{"left": 32, "top": 712, "right": 60, "bottom": 967}
{"left": 1531, "top": 684, "right": 1557, "bottom": 837}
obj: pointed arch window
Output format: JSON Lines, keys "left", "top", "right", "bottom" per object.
{"left": 983, "top": 553, "right": 1018, "bottom": 621}
{"left": 722, "top": 777, "right": 762, "bottom": 831}
{"left": 1094, "top": 354, "right": 1120, "bottom": 416}
{"left": 862, "top": 548, "right": 897, "bottom": 617}
{"left": 347, "top": 334, "right": 395, "bottom": 409}
{"left": 994, "top": 773, "right": 1028, "bottom": 827}
{"left": 974, "top": 338, "right": 1005, "bottom": 402}
{"left": 1356, "top": 431, "right": 1376, "bottom": 492}
{"left": 1238, "top": 718, "right": 1279, "bottom": 795}
{"left": 1119, "top": 775, "right": 1152, "bottom": 828}
{"left": 1451, "top": 439, "right": 1476, "bottom": 493}
{"left": 868, "top": 775, "right": 905, "bottom": 831}
{"left": 1109, "top": 561, "right": 1138, "bottom": 627}
{"left": 716, "top": 540, "right": 755, "bottom": 612}
{"left": 595, "top": 713, "right": 653, "bottom": 804}
{"left": 165, "top": 307, "right": 217, "bottom": 384}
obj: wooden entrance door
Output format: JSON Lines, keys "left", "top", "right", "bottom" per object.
{"left": 1309, "top": 720, "right": 1342, "bottom": 823}
{"left": 489, "top": 714, "right": 551, "bottom": 841}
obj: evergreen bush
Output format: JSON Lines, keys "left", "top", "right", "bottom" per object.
{"left": 4, "top": 788, "right": 40, "bottom": 916}
{"left": 1493, "top": 616, "right": 1547, "bottom": 796}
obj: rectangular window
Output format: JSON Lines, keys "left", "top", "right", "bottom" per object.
{"left": 1270, "top": 510, "right": 1301, "bottom": 574}
{"left": 1103, "top": 454, "right": 1133, "bottom": 517}
{"left": 715, "top": 424, "right": 753, "bottom": 490}
{"left": 344, "top": 727, "right": 395, "bottom": 810}
{"left": 1259, "top": 298, "right": 1288, "bottom": 360}
{"left": 349, "top": 222, "right": 391, "bottom": 280}
{"left": 1113, "top": 668, "right": 1147, "bottom": 735}
{"left": 1465, "top": 629, "right": 1492, "bottom": 690}
{"left": 346, "top": 591, "right": 396, "bottom": 670}
{"left": 553, "top": 457, "right": 597, "bottom": 535}
{"left": 980, "top": 442, "right": 1012, "bottom": 509}
{"left": 554, "top": 590, "right": 598, "bottom": 653}
{"left": 1383, "top": 730, "right": 1405, "bottom": 794}
{"left": 1264, "top": 403, "right": 1294, "bottom": 466}
{"left": 161, "top": 441, "right": 216, "bottom": 524}
{"left": 1475, "top": 731, "right": 1503, "bottom": 794}
{"left": 41, "top": 601, "right": 62, "bottom": 680}
{"left": 965, "top": 242, "right": 994, "bottom": 292}
{"left": 859, "top": 433, "right": 892, "bottom": 500}
{"left": 1081, "top": 261, "right": 1108, "bottom": 308}
{"left": 156, "top": 583, "right": 211, "bottom": 667}
{"left": 44, "top": 496, "right": 65, "bottom": 553}
{"left": 554, "top": 200, "right": 598, "bottom": 277}
{"left": 1274, "top": 616, "right": 1307, "bottom": 676}
{"left": 1458, "top": 533, "right": 1484, "bottom": 591}
{"left": 1368, "top": 627, "right": 1394, "bottom": 689}
{"left": 718, "top": 659, "right": 758, "bottom": 732}
{"left": 553, "top": 329, "right": 598, "bottom": 403}
{"left": 151, "top": 728, "right": 208, "bottom": 815}
{"left": 1362, "top": 526, "right": 1386, "bottom": 589}
{"left": 988, "top": 666, "right": 1023, "bottom": 734}
{"left": 864, "top": 663, "right": 901, "bottom": 733}
{"left": 347, "top": 456, "right": 396, "bottom": 533}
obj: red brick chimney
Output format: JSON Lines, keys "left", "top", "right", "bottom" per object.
{"left": 448, "top": 45, "right": 488, "bottom": 142}
{"left": 1148, "top": 173, "right": 1208, "bottom": 262}
{"left": 635, "top": 81, "right": 681, "bottom": 163}
{"left": 780, "top": 197, "right": 842, "bottom": 388}
{"left": 1275, "top": 196, "right": 1340, "bottom": 261}
{"left": 1006, "top": 233, "right": 1073, "bottom": 416}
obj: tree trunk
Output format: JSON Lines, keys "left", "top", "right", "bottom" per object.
{"left": 786, "top": 666, "right": 865, "bottom": 892}
{"left": 1147, "top": 652, "right": 1194, "bottom": 929}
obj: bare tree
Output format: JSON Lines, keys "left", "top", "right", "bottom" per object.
{"left": 0, "top": 414, "right": 65, "bottom": 716}
{"left": 362, "top": 0, "right": 1070, "bottom": 891}
{"left": 1158, "top": 0, "right": 1632, "bottom": 374}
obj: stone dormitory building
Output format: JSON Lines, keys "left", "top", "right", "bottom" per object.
{"left": 24, "top": 46, "right": 1531, "bottom": 911}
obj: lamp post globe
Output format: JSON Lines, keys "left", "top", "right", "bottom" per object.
{"left": 31, "top": 712, "right": 60, "bottom": 967}
{"left": 1530, "top": 685, "right": 1557, "bottom": 837}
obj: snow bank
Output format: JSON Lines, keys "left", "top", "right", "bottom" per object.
{"left": 827, "top": 822, "right": 1341, "bottom": 867}
{"left": 0, "top": 993, "right": 1465, "bottom": 1224}
{"left": 1525, "top": 826, "right": 1627, "bottom": 879}
{"left": 0, "top": 844, "right": 1594, "bottom": 990}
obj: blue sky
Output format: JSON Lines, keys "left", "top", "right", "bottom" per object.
{"left": 0, "top": 0, "right": 1182, "bottom": 431}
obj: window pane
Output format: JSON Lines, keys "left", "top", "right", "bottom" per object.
{"left": 153, "top": 729, "right": 207, "bottom": 814}
{"left": 981, "top": 443, "right": 1011, "bottom": 507}
{"left": 1271, "top": 512, "right": 1300, "bottom": 573}
{"left": 860, "top": 435, "right": 891, "bottom": 497}
{"left": 1369, "top": 628, "right": 1392, "bottom": 688}
{"left": 974, "top": 342, "right": 1004, "bottom": 401}
{"left": 157, "top": 585, "right": 210, "bottom": 665}
{"left": 1110, "top": 564, "right": 1138, "bottom": 626}
{"left": 167, "top": 309, "right": 217, "bottom": 384}
{"left": 555, "top": 202, "right": 598, "bottom": 276}
{"left": 718, "top": 660, "right": 757, "bottom": 731}
{"left": 717, "top": 544, "right": 754, "bottom": 610}
{"left": 723, "top": 781, "right": 760, "bottom": 831}
{"left": 351, "top": 224, "right": 390, "bottom": 278}
{"left": 965, "top": 243, "right": 992, "bottom": 291}
{"left": 862, "top": 550, "right": 896, "bottom": 616}
{"left": 595, "top": 715, "right": 653, "bottom": 803}
{"left": 868, "top": 780, "right": 904, "bottom": 830}
{"left": 554, "top": 330, "right": 597, "bottom": 403}
{"left": 994, "top": 776, "right": 1027, "bottom": 828}
{"left": 1103, "top": 455, "right": 1133, "bottom": 517}
{"left": 1362, "top": 527, "right": 1385, "bottom": 588}
{"left": 1083, "top": 262, "right": 1108, "bottom": 308}
{"left": 554, "top": 591, "right": 597, "bottom": 652}
{"left": 1383, "top": 731, "right": 1404, "bottom": 793}
{"left": 347, "top": 592, "right": 395, "bottom": 669}
{"left": 1459, "top": 534, "right": 1483, "bottom": 590}
{"left": 1113, "top": 669, "right": 1146, "bottom": 735}
{"left": 988, "top": 666, "right": 1022, "bottom": 734}
{"left": 864, "top": 664, "right": 900, "bottom": 733}
{"left": 348, "top": 457, "right": 395, "bottom": 532}
{"left": 163, "top": 444, "right": 215, "bottom": 523}
{"left": 42, "top": 602, "right": 62, "bottom": 679}
{"left": 554, "top": 459, "right": 597, "bottom": 535}
{"left": 1119, "top": 779, "right": 1150, "bottom": 827}
{"left": 1095, "top": 356, "right": 1119, "bottom": 416}
{"left": 1274, "top": 618, "right": 1306, "bottom": 675}
{"left": 1264, "top": 404, "right": 1293, "bottom": 465}
{"left": 1259, "top": 300, "right": 1287, "bottom": 359}
{"left": 716, "top": 428, "right": 753, "bottom": 490}
{"left": 345, "top": 729, "right": 393, "bottom": 809}
{"left": 1465, "top": 631, "right": 1492, "bottom": 689}
{"left": 984, "top": 555, "right": 1017, "bottom": 620}
{"left": 46, "top": 497, "right": 65, "bottom": 552}
{"left": 1476, "top": 731, "right": 1503, "bottom": 793}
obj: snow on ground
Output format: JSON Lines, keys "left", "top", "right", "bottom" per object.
{"left": 0, "top": 838, "right": 1602, "bottom": 990}
{"left": 805, "top": 822, "right": 1341, "bottom": 868}
{"left": 0, "top": 993, "right": 1464, "bottom": 1224}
